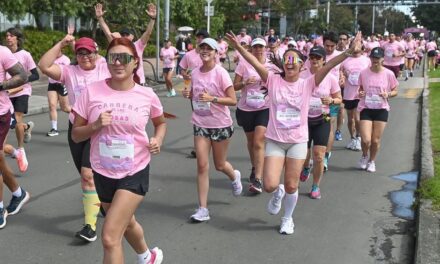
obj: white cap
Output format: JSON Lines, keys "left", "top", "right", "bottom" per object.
{"left": 420, "top": 33, "right": 425, "bottom": 37}
{"left": 251, "top": 38, "right": 266, "bottom": 47}
{"left": 287, "top": 40, "right": 297, "bottom": 48}
{"left": 384, "top": 31, "right": 389, "bottom": 37}
{"left": 199, "top": 38, "right": 218, "bottom": 50}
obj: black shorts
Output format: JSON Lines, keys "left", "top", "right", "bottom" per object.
{"left": 307, "top": 117, "right": 331, "bottom": 148}
{"left": 384, "top": 65, "right": 400, "bottom": 78}
{"left": 360, "top": 109, "right": 389, "bottom": 122}
{"left": 193, "top": 125, "right": 234, "bottom": 141}
{"left": 68, "top": 121, "right": 91, "bottom": 173}
{"left": 93, "top": 165, "right": 150, "bottom": 203}
{"left": 343, "top": 99, "right": 359, "bottom": 110}
{"left": 163, "top": 67, "right": 173, "bottom": 74}
{"left": 48, "top": 83, "right": 68, "bottom": 96}
{"left": 236, "top": 108, "right": 269, "bottom": 133}
{"left": 10, "top": 95, "right": 29, "bottom": 114}
{"left": 428, "top": 50, "right": 437, "bottom": 57}
{"left": 0, "top": 111, "right": 11, "bottom": 151}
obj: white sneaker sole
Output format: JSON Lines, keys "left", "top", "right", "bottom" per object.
{"left": 190, "top": 216, "right": 210, "bottom": 223}
{"left": 76, "top": 233, "right": 97, "bottom": 242}
{"left": 151, "top": 247, "right": 164, "bottom": 264}
{"left": 0, "top": 211, "right": 7, "bottom": 229}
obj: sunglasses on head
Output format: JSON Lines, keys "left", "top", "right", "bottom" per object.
{"left": 106, "top": 53, "right": 135, "bottom": 65}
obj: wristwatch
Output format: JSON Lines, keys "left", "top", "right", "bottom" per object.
{"left": 212, "top": 97, "right": 218, "bottom": 103}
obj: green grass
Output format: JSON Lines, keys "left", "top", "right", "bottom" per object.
{"left": 428, "top": 69, "right": 440, "bottom": 78}
{"left": 419, "top": 82, "right": 440, "bottom": 209}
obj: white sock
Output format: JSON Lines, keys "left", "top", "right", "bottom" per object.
{"left": 51, "top": 120, "right": 57, "bottom": 130}
{"left": 405, "top": 69, "right": 409, "bottom": 78}
{"left": 283, "top": 190, "right": 299, "bottom": 219}
{"left": 0, "top": 201, "right": 3, "bottom": 209}
{"left": 137, "top": 249, "right": 151, "bottom": 264}
{"left": 11, "top": 148, "right": 18, "bottom": 158}
{"left": 12, "top": 187, "right": 23, "bottom": 198}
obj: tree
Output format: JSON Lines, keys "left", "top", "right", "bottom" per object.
{"left": 412, "top": 5, "right": 440, "bottom": 33}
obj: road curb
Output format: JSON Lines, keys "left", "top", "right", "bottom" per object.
{"left": 415, "top": 60, "right": 439, "bottom": 264}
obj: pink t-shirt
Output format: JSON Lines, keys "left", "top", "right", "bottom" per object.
{"left": 0, "top": 45, "right": 18, "bottom": 115}
{"left": 297, "top": 40, "right": 306, "bottom": 54}
{"left": 134, "top": 40, "right": 146, "bottom": 84}
{"left": 365, "top": 41, "right": 380, "bottom": 55}
{"left": 179, "top": 49, "right": 203, "bottom": 71}
{"left": 383, "top": 41, "right": 405, "bottom": 66}
{"left": 341, "top": 56, "right": 371, "bottom": 100}
{"left": 326, "top": 50, "right": 342, "bottom": 79}
{"left": 299, "top": 69, "right": 340, "bottom": 117}
{"left": 238, "top": 34, "right": 252, "bottom": 45}
{"left": 218, "top": 41, "right": 228, "bottom": 59}
{"left": 7, "top": 50, "right": 37, "bottom": 98}
{"left": 405, "top": 40, "right": 417, "bottom": 58}
{"left": 96, "top": 56, "right": 107, "bottom": 65}
{"left": 426, "top": 41, "right": 437, "bottom": 52}
{"left": 190, "top": 65, "right": 234, "bottom": 128}
{"left": 48, "top": 55, "right": 71, "bottom": 84}
{"left": 160, "top": 46, "right": 178, "bottom": 68}
{"left": 358, "top": 68, "right": 398, "bottom": 112}
{"left": 265, "top": 72, "right": 316, "bottom": 143}
{"left": 235, "top": 59, "right": 270, "bottom": 112}
{"left": 73, "top": 80, "right": 163, "bottom": 179}
{"left": 59, "top": 63, "right": 110, "bottom": 122}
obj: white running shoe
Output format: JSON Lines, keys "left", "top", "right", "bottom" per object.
{"left": 147, "top": 247, "right": 163, "bottom": 264}
{"left": 358, "top": 155, "right": 369, "bottom": 170}
{"left": 190, "top": 207, "right": 210, "bottom": 222}
{"left": 170, "top": 89, "right": 177, "bottom": 97}
{"left": 366, "top": 161, "right": 376, "bottom": 172}
{"left": 231, "top": 170, "right": 243, "bottom": 196}
{"left": 267, "top": 184, "right": 285, "bottom": 215}
{"left": 279, "top": 217, "right": 295, "bottom": 235}
{"left": 354, "top": 137, "right": 362, "bottom": 151}
{"left": 24, "top": 121, "right": 34, "bottom": 143}
{"left": 346, "top": 138, "right": 355, "bottom": 150}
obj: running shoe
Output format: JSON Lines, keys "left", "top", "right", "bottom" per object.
{"left": 23, "top": 121, "right": 34, "bottom": 143}
{"left": 76, "top": 224, "right": 97, "bottom": 242}
{"left": 249, "top": 178, "right": 263, "bottom": 194}
{"left": 358, "top": 155, "right": 369, "bottom": 170}
{"left": 231, "top": 170, "right": 243, "bottom": 196}
{"left": 249, "top": 167, "right": 255, "bottom": 182}
{"left": 6, "top": 190, "right": 30, "bottom": 215}
{"left": 0, "top": 208, "right": 7, "bottom": 229}
{"left": 147, "top": 247, "right": 164, "bottom": 264}
{"left": 10, "top": 114, "right": 16, "bottom": 129}
{"left": 267, "top": 184, "right": 285, "bottom": 215}
{"left": 335, "top": 130, "right": 342, "bottom": 141}
{"left": 366, "top": 161, "right": 376, "bottom": 173}
{"left": 410, "top": 72, "right": 414, "bottom": 77}
{"left": 166, "top": 91, "right": 172, "bottom": 97}
{"left": 16, "top": 148, "right": 28, "bottom": 173}
{"left": 346, "top": 138, "right": 355, "bottom": 150}
{"left": 354, "top": 137, "right": 362, "bottom": 151}
{"left": 46, "top": 129, "right": 59, "bottom": 137}
{"left": 404, "top": 77, "right": 408, "bottom": 81}
{"left": 279, "top": 217, "right": 294, "bottom": 235}
{"left": 323, "top": 156, "right": 329, "bottom": 172}
{"left": 190, "top": 207, "right": 210, "bottom": 222}
{"left": 310, "top": 185, "right": 321, "bottom": 199}
{"left": 170, "top": 89, "right": 177, "bottom": 97}
{"left": 300, "top": 167, "right": 311, "bottom": 182}
{"left": 190, "top": 150, "right": 197, "bottom": 158}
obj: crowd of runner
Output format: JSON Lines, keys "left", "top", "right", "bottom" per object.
{"left": 1, "top": 2, "right": 436, "bottom": 263}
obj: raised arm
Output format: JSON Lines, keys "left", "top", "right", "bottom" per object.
{"left": 226, "top": 31, "right": 269, "bottom": 83}
{"left": 39, "top": 34, "right": 75, "bottom": 81}
{"left": 138, "top": 3, "right": 157, "bottom": 45}
{"left": 95, "top": 3, "right": 113, "bottom": 43}
{"left": 315, "top": 32, "right": 362, "bottom": 86}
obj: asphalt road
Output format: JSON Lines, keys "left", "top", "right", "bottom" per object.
{"left": 0, "top": 68, "right": 423, "bottom": 264}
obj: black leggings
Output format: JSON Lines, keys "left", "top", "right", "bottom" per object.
{"left": 67, "top": 121, "right": 91, "bottom": 173}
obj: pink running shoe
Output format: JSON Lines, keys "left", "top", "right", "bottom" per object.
{"left": 16, "top": 148, "right": 28, "bottom": 173}
{"left": 310, "top": 185, "right": 321, "bottom": 199}
{"left": 147, "top": 247, "right": 163, "bottom": 264}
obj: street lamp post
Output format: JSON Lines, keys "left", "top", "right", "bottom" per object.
{"left": 207, "top": 0, "right": 213, "bottom": 33}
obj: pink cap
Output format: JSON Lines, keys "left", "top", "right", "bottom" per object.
{"left": 74, "top": 37, "right": 96, "bottom": 52}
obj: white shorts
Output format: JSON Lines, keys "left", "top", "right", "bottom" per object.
{"left": 265, "top": 139, "right": 308, "bottom": 159}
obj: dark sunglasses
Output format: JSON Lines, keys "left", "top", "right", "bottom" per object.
{"left": 106, "top": 53, "right": 135, "bottom": 65}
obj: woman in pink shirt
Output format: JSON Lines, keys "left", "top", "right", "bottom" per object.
{"left": 426, "top": 39, "right": 437, "bottom": 71}
{"left": 160, "top": 39, "right": 178, "bottom": 97}
{"left": 357, "top": 47, "right": 398, "bottom": 173}
{"left": 39, "top": 34, "right": 110, "bottom": 242}
{"left": 72, "top": 38, "right": 166, "bottom": 264}
{"left": 182, "top": 38, "right": 242, "bottom": 223}
{"left": 299, "top": 46, "right": 342, "bottom": 200}
{"left": 404, "top": 33, "right": 417, "bottom": 80}
{"left": 227, "top": 31, "right": 362, "bottom": 235}
{"left": 5, "top": 27, "right": 39, "bottom": 173}
{"left": 234, "top": 38, "right": 270, "bottom": 194}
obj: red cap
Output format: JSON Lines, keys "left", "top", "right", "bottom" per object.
{"left": 74, "top": 37, "right": 96, "bottom": 52}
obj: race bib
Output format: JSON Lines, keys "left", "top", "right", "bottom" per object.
{"left": 193, "top": 100, "right": 212, "bottom": 116}
{"left": 246, "top": 90, "right": 265, "bottom": 109}
{"left": 308, "top": 97, "right": 323, "bottom": 116}
{"left": 99, "top": 135, "right": 135, "bottom": 171}
{"left": 276, "top": 103, "right": 301, "bottom": 129}
{"left": 385, "top": 49, "right": 394, "bottom": 58}
{"left": 348, "top": 72, "right": 360, "bottom": 86}
{"left": 365, "top": 93, "right": 383, "bottom": 109}
{"left": 74, "top": 85, "right": 85, "bottom": 101}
